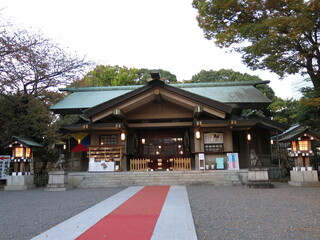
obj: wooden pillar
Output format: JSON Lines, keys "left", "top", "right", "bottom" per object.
{"left": 304, "top": 157, "right": 310, "bottom": 167}
{"left": 19, "top": 162, "right": 24, "bottom": 172}
{"left": 295, "top": 156, "right": 303, "bottom": 167}
{"left": 14, "top": 162, "right": 19, "bottom": 172}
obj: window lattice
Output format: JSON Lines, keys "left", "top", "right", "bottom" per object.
{"left": 100, "top": 135, "right": 118, "bottom": 145}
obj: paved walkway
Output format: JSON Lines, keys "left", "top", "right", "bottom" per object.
{"left": 31, "top": 186, "right": 197, "bottom": 240}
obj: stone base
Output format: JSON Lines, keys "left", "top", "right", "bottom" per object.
{"left": 4, "top": 175, "right": 35, "bottom": 191}
{"left": 247, "top": 168, "right": 274, "bottom": 188}
{"left": 44, "top": 171, "right": 71, "bottom": 191}
{"left": 288, "top": 181, "right": 320, "bottom": 187}
{"left": 288, "top": 170, "right": 320, "bottom": 188}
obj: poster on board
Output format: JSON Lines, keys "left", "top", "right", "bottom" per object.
{"left": 204, "top": 132, "right": 223, "bottom": 144}
{"left": 227, "top": 153, "right": 240, "bottom": 170}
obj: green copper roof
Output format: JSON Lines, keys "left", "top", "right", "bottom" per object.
{"left": 51, "top": 81, "right": 271, "bottom": 114}
{"left": 12, "top": 136, "right": 43, "bottom": 147}
{"left": 2, "top": 136, "right": 43, "bottom": 148}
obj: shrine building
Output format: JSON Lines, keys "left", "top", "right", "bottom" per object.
{"left": 51, "top": 72, "right": 287, "bottom": 177}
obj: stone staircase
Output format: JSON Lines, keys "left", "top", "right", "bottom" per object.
{"left": 76, "top": 170, "right": 248, "bottom": 188}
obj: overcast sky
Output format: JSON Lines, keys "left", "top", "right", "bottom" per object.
{"left": 2, "top": 0, "right": 304, "bottom": 98}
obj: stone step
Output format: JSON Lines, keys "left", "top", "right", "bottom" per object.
{"left": 77, "top": 171, "right": 246, "bottom": 188}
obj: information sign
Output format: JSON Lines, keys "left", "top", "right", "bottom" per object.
{"left": 0, "top": 155, "right": 11, "bottom": 179}
{"left": 227, "top": 153, "right": 240, "bottom": 170}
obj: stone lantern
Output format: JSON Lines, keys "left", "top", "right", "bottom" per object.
{"left": 3, "top": 136, "right": 43, "bottom": 191}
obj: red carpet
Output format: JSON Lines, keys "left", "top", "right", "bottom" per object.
{"left": 76, "top": 186, "right": 170, "bottom": 240}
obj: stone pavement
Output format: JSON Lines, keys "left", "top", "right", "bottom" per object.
{"left": 31, "top": 186, "right": 197, "bottom": 240}
{"left": 0, "top": 183, "right": 319, "bottom": 240}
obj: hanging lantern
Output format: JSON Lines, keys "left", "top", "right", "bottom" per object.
{"left": 120, "top": 131, "right": 126, "bottom": 141}
{"left": 196, "top": 130, "right": 201, "bottom": 140}
{"left": 247, "top": 133, "right": 251, "bottom": 141}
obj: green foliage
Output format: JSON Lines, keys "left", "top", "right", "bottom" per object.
{"left": 296, "top": 87, "right": 320, "bottom": 132}
{"left": 192, "top": 0, "right": 320, "bottom": 92}
{"left": 136, "top": 69, "right": 178, "bottom": 85}
{"left": 191, "top": 69, "right": 260, "bottom": 82}
{"left": 68, "top": 65, "right": 177, "bottom": 87}
{"left": 0, "top": 93, "right": 61, "bottom": 160}
{"left": 82, "top": 65, "right": 139, "bottom": 86}
{"left": 268, "top": 97, "right": 299, "bottom": 124}
{"left": 191, "top": 69, "right": 276, "bottom": 100}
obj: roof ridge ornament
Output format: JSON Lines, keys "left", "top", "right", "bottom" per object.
{"left": 148, "top": 70, "right": 164, "bottom": 82}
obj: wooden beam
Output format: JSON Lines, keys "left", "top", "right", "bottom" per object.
{"left": 113, "top": 108, "right": 126, "bottom": 120}
{"left": 194, "top": 106, "right": 203, "bottom": 118}
{"left": 128, "top": 122, "right": 193, "bottom": 128}
{"left": 154, "top": 89, "right": 162, "bottom": 103}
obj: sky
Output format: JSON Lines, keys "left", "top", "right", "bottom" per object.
{"left": 1, "top": 0, "right": 305, "bottom": 99}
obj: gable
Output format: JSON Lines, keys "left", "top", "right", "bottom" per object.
{"left": 127, "top": 101, "right": 193, "bottom": 121}
{"left": 87, "top": 81, "right": 231, "bottom": 123}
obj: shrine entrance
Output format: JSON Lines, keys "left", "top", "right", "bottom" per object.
{"left": 135, "top": 129, "right": 190, "bottom": 171}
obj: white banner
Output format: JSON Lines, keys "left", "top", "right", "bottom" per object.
{"left": 88, "top": 158, "right": 115, "bottom": 172}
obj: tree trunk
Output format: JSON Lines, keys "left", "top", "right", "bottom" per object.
{"left": 310, "top": 75, "right": 320, "bottom": 97}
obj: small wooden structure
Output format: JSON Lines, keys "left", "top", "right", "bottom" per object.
{"left": 3, "top": 136, "right": 43, "bottom": 191}
{"left": 276, "top": 125, "right": 320, "bottom": 187}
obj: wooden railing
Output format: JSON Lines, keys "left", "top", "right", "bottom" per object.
{"left": 173, "top": 158, "right": 191, "bottom": 170}
{"left": 130, "top": 159, "right": 149, "bottom": 171}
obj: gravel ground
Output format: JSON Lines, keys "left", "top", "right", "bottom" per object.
{"left": 187, "top": 183, "right": 320, "bottom": 240}
{"left": 0, "top": 183, "right": 319, "bottom": 240}
{"left": 0, "top": 187, "right": 125, "bottom": 240}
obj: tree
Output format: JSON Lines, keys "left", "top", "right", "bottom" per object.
{"left": 296, "top": 86, "right": 320, "bottom": 131}
{"left": 0, "top": 93, "right": 61, "bottom": 160}
{"left": 70, "top": 65, "right": 140, "bottom": 87}
{"left": 191, "top": 68, "right": 262, "bottom": 82}
{"left": 192, "top": 0, "right": 320, "bottom": 94}
{"left": 136, "top": 68, "right": 178, "bottom": 85}
{"left": 0, "top": 25, "right": 91, "bottom": 97}
{"left": 268, "top": 97, "right": 300, "bottom": 124}
{"left": 0, "top": 18, "right": 89, "bottom": 161}
{"left": 191, "top": 69, "right": 276, "bottom": 100}
{"left": 69, "top": 65, "right": 178, "bottom": 87}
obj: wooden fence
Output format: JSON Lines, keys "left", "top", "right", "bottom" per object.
{"left": 130, "top": 159, "right": 149, "bottom": 171}
{"left": 173, "top": 158, "right": 191, "bottom": 170}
